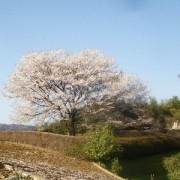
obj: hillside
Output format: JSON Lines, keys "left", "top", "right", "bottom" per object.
{"left": 0, "top": 141, "right": 114, "bottom": 179}
{"left": 0, "top": 132, "right": 116, "bottom": 179}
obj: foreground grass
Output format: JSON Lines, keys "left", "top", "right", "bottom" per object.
{"left": 118, "top": 151, "right": 180, "bottom": 180}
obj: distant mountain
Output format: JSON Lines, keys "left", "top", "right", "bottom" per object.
{"left": 0, "top": 124, "right": 36, "bottom": 131}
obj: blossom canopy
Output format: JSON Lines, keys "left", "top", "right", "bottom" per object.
{"left": 5, "top": 49, "right": 148, "bottom": 135}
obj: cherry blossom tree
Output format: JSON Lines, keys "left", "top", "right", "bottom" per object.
{"left": 5, "top": 49, "right": 147, "bottom": 136}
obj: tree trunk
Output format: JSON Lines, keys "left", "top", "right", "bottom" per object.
{"left": 68, "top": 120, "right": 76, "bottom": 136}
{"left": 68, "top": 114, "right": 76, "bottom": 136}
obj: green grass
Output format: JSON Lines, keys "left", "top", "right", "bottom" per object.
{"left": 118, "top": 151, "right": 180, "bottom": 180}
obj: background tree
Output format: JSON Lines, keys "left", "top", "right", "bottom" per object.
{"left": 113, "top": 98, "right": 148, "bottom": 121}
{"left": 5, "top": 49, "right": 147, "bottom": 136}
{"left": 173, "top": 110, "right": 180, "bottom": 121}
{"left": 147, "top": 96, "right": 180, "bottom": 129}
{"left": 166, "top": 96, "right": 180, "bottom": 112}
{"left": 148, "top": 97, "right": 160, "bottom": 119}
{"left": 158, "top": 113, "right": 167, "bottom": 133}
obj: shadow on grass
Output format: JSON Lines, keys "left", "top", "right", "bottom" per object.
{"left": 118, "top": 151, "right": 179, "bottom": 180}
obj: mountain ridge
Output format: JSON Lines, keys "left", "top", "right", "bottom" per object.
{"left": 0, "top": 123, "right": 35, "bottom": 131}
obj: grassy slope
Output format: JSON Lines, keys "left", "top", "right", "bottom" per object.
{"left": 0, "top": 141, "right": 98, "bottom": 172}
{"left": 119, "top": 151, "right": 180, "bottom": 180}
{"left": 0, "top": 131, "right": 83, "bottom": 151}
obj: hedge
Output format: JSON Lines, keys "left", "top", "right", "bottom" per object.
{"left": 116, "top": 135, "right": 180, "bottom": 159}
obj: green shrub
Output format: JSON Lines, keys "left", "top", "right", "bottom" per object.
{"left": 158, "top": 114, "right": 167, "bottom": 133}
{"left": 39, "top": 120, "right": 68, "bottom": 134}
{"left": 164, "top": 152, "right": 180, "bottom": 179}
{"left": 84, "top": 124, "right": 120, "bottom": 161}
{"left": 76, "top": 125, "right": 88, "bottom": 135}
{"left": 39, "top": 120, "right": 89, "bottom": 135}
{"left": 111, "top": 157, "right": 122, "bottom": 174}
{"left": 14, "top": 172, "right": 33, "bottom": 180}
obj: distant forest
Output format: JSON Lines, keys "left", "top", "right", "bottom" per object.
{"left": 0, "top": 124, "right": 35, "bottom": 131}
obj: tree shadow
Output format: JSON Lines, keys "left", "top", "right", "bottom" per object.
{"left": 118, "top": 151, "right": 178, "bottom": 180}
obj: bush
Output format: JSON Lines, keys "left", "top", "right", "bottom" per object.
{"left": 84, "top": 124, "right": 120, "bottom": 161}
{"left": 164, "top": 152, "right": 180, "bottom": 179}
{"left": 158, "top": 114, "right": 167, "bottom": 133}
{"left": 167, "top": 129, "right": 180, "bottom": 136}
{"left": 117, "top": 135, "right": 180, "bottom": 159}
{"left": 111, "top": 157, "right": 122, "bottom": 174}
{"left": 76, "top": 125, "right": 88, "bottom": 135}
{"left": 39, "top": 119, "right": 89, "bottom": 135}
{"left": 39, "top": 120, "right": 68, "bottom": 134}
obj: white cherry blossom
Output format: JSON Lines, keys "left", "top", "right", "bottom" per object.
{"left": 5, "top": 49, "right": 148, "bottom": 135}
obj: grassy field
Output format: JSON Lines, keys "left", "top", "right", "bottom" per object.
{"left": 118, "top": 151, "right": 180, "bottom": 180}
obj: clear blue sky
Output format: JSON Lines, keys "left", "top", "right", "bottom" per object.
{"left": 0, "top": 0, "right": 180, "bottom": 124}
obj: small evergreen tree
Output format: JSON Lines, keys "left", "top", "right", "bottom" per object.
{"left": 158, "top": 114, "right": 167, "bottom": 133}
{"left": 84, "top": 124, "right": 120, "bottom": 161}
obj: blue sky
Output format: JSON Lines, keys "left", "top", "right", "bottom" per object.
{"left": 0, "top": 0, "right": 180, "bottom": 124}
